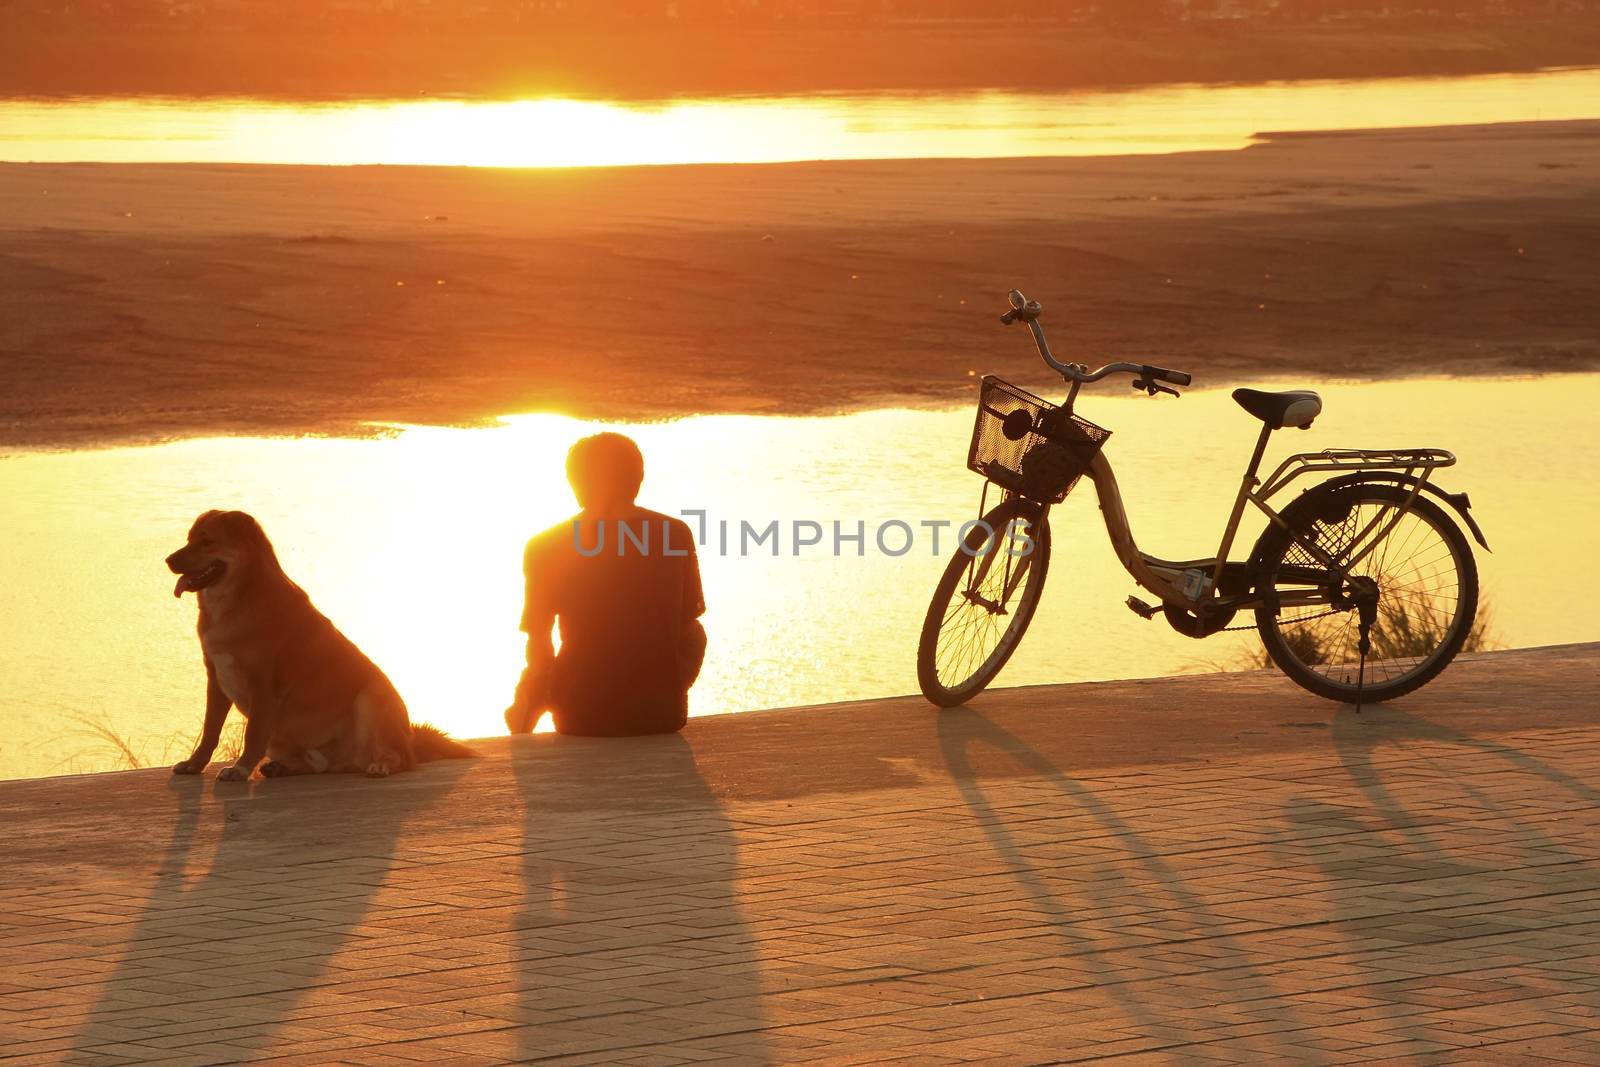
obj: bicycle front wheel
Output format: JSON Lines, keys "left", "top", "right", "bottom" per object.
{"left": 917, "top": 497, "right": 1051, "bottom": 707}
{"left": 1254, "top": 483, "right": 1478, "bottom": 704}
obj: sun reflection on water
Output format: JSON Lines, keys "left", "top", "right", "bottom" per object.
{"left": 2, "top": 68, "right": 1597, "bottom": 166}
{"left": 0, "top": 374, "right": 1596, "bottom": 780}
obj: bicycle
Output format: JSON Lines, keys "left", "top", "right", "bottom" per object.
{"left": 917, "top": 289, "right": 1489, "bottom": 709}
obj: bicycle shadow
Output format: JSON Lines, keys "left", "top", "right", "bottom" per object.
{"left": 1333, "top": 702, "right": 1600, "bottom": 917}
{"left": 69, "top": 764, "right": 468, "bottom": 1062}
{"left": 1265, "top": 705, "right": 1600, "bottom": 1034}
{"left": 936, "top": 706, "right": 1326, "bottom": 1061}
{"left": 508, "top": 732, "right": 769, "bottom": 1063}
{"left": 1333, "top": 703, "right": 1600, "bottom": 813}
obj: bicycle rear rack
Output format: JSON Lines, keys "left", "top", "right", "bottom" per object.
{"left": 1259, "top": 447, "right": 1455, "bottom": 499}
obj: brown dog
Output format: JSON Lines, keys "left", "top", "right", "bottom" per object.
{"left": 166, "top": 510, "right": 474, "bottom": 780}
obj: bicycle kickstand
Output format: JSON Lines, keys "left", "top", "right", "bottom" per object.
{"left": 1351, "top": 578, "right": 1378, "bottom": 716}
{"left": 1355, "top": 645, "right": 1367, "bottom": 715}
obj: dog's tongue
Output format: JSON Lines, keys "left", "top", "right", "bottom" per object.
{"left": 173, "top": 573, "right": 192, "bottom": 598}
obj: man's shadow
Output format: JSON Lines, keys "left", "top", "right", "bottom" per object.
{"left": 509, "top": 731, "right": 768, "bottom": 1062}
{"left": 70, "top": 764, "right": 467, "bottom": 1061}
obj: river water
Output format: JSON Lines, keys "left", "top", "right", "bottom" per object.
{"left": 4, "top": 68, "right": 1596, "bottom": 778}
{"left": 1, "top": 374, "right": 1595, "bottom": 780}
{"left": 2, "top": 68, "right": 1597, "bottom": 167}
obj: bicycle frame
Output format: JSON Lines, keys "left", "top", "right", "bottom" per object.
{"left": 1056, "top": 427, "right": 1457, "bottom": 617}
{"left": 922, "top": 288, "right": 1488, "bottom": 711}
{"left": 999, "top": 286, "right": 1466, "bottom": 623}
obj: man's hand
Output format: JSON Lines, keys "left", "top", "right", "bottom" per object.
{"left": 505, "top": 666, "right": 548, "bottom": 734}
{"left": 505, "top": 701, "right": 537, "bottom": 735}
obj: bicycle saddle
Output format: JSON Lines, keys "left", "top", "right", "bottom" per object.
{"left": 1232, "top": 388, "right": 1321, "bottom": 430}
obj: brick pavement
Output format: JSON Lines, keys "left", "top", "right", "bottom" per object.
{"left": 2, "top": 644, "right": 1597, "bottom": 1064}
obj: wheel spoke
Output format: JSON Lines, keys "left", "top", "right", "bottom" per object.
{"left": 1261, "top": 491, "right": 1473, "bottom": 701}
{"left": 921, "top": 508, "right": 1049, "bottom": 703}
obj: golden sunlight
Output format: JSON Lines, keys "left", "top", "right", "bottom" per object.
{"left": 2, "top": 378, "right": 1596, "bottom": 780}
{"left": 3, "top": 69, "right": 1597, "bottom": 167}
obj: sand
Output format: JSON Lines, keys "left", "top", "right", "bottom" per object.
{"left": 1, "top": 119, "right": 1596, "bottom": 449}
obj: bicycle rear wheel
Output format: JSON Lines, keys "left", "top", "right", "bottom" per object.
{"left": 1253, "top": 483, "right": 1477, "bottom": 704}
{"left": 917, "top": 497, "right": 1051, "bottom": 707}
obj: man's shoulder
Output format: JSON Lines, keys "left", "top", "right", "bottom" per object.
{"left": 526, "top": 510, "right": 696, "bottom": 557}
{"left": 635, "top": 508, "right": 694, "bottom": 536}
{"left": 632, "top": 509, "right": 699, "bottom": 556}
{"left": 526, "top": 516, "right": 580, "bottom": 564}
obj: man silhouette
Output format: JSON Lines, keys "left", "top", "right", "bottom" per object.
{"left": 505, "top": 433, "right": 706, "bottom": 736}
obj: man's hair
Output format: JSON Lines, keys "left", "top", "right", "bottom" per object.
{"left": 566, "top": 432, "right": 645, "bottom": 507}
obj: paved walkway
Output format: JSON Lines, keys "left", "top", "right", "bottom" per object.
{"left": 3, "top": 644, "right": 1598, "bottom": 1065}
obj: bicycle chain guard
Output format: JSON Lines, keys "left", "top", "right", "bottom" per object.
{"left": 1162, "top": 604, "right": 1238, "bottom": 639}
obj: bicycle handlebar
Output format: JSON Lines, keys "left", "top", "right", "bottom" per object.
{"left": 1000, "top": 288, "right": 1192, "bottom": 391}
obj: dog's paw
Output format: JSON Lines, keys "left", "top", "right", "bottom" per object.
{"left": 216, "top": 764, "right": 253, "bottom": 782}
{"left": 172, "top": 758, "right": 205, "bottom": 775}
{"left": 259, "top": 760, "right": 292, "bottom": 778}
{"left": 364, "top": 761, "right": 392, "bottom": 779}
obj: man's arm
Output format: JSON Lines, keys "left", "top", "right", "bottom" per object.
{"left": 506, "top": 539, "right": 558, "bottom": 734}
{"left": 522, "top": 613, "right": 556, "bottom": 700}
{"left": 677, "top": 519, "right": 707, "bottom": 688}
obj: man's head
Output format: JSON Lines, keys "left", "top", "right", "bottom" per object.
{"left": 566, "top": 432, "right": 645, "bottom": 510}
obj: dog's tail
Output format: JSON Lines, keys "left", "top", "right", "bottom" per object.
{"left": 412, "top": 723, "right": 479, "bottom": 762}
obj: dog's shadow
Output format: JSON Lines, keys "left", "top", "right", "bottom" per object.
{"left": 69, "top": 762, "right": 468, "bottom": 1061}
{"left": 69, "top": 739, "right": 768, "bottom": 1062}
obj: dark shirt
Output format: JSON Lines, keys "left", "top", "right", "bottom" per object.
{"left": 522, "top": 507, "right": 705, "bottom": 736}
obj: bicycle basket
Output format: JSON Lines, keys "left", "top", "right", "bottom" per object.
{"left": 967, "top": 376, "right": 1111, "bottom": 503}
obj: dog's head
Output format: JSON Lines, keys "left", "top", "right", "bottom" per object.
{"left": 166, "top": 510, "right": 276, "bottom": 598}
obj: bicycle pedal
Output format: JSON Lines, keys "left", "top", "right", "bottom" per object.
{"left": 1125, "top": 596, "right": 1159, "bottom": 620}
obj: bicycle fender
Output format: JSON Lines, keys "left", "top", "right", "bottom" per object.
{"left": 1294, "top": 472, "right": 1490, "bottom": 552}
{"left": 1244, "top": 486, "right": 1333, "bottom": 615}
{"left": 1243, "top": 473, "right": 1490, "bottom": 611}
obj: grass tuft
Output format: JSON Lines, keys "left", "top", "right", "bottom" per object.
{"left": 59, "top": 715, "right": 245, "bottom": 774}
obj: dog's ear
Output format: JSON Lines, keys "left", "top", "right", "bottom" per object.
{"left": 188, "top": 510, "right": 225, "bottom": 540}
{"left": 226, "top": 512, "right": 288, "bottom": 577}
{"left": 218, "top": 511, "right": 275, "bottom": 551}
